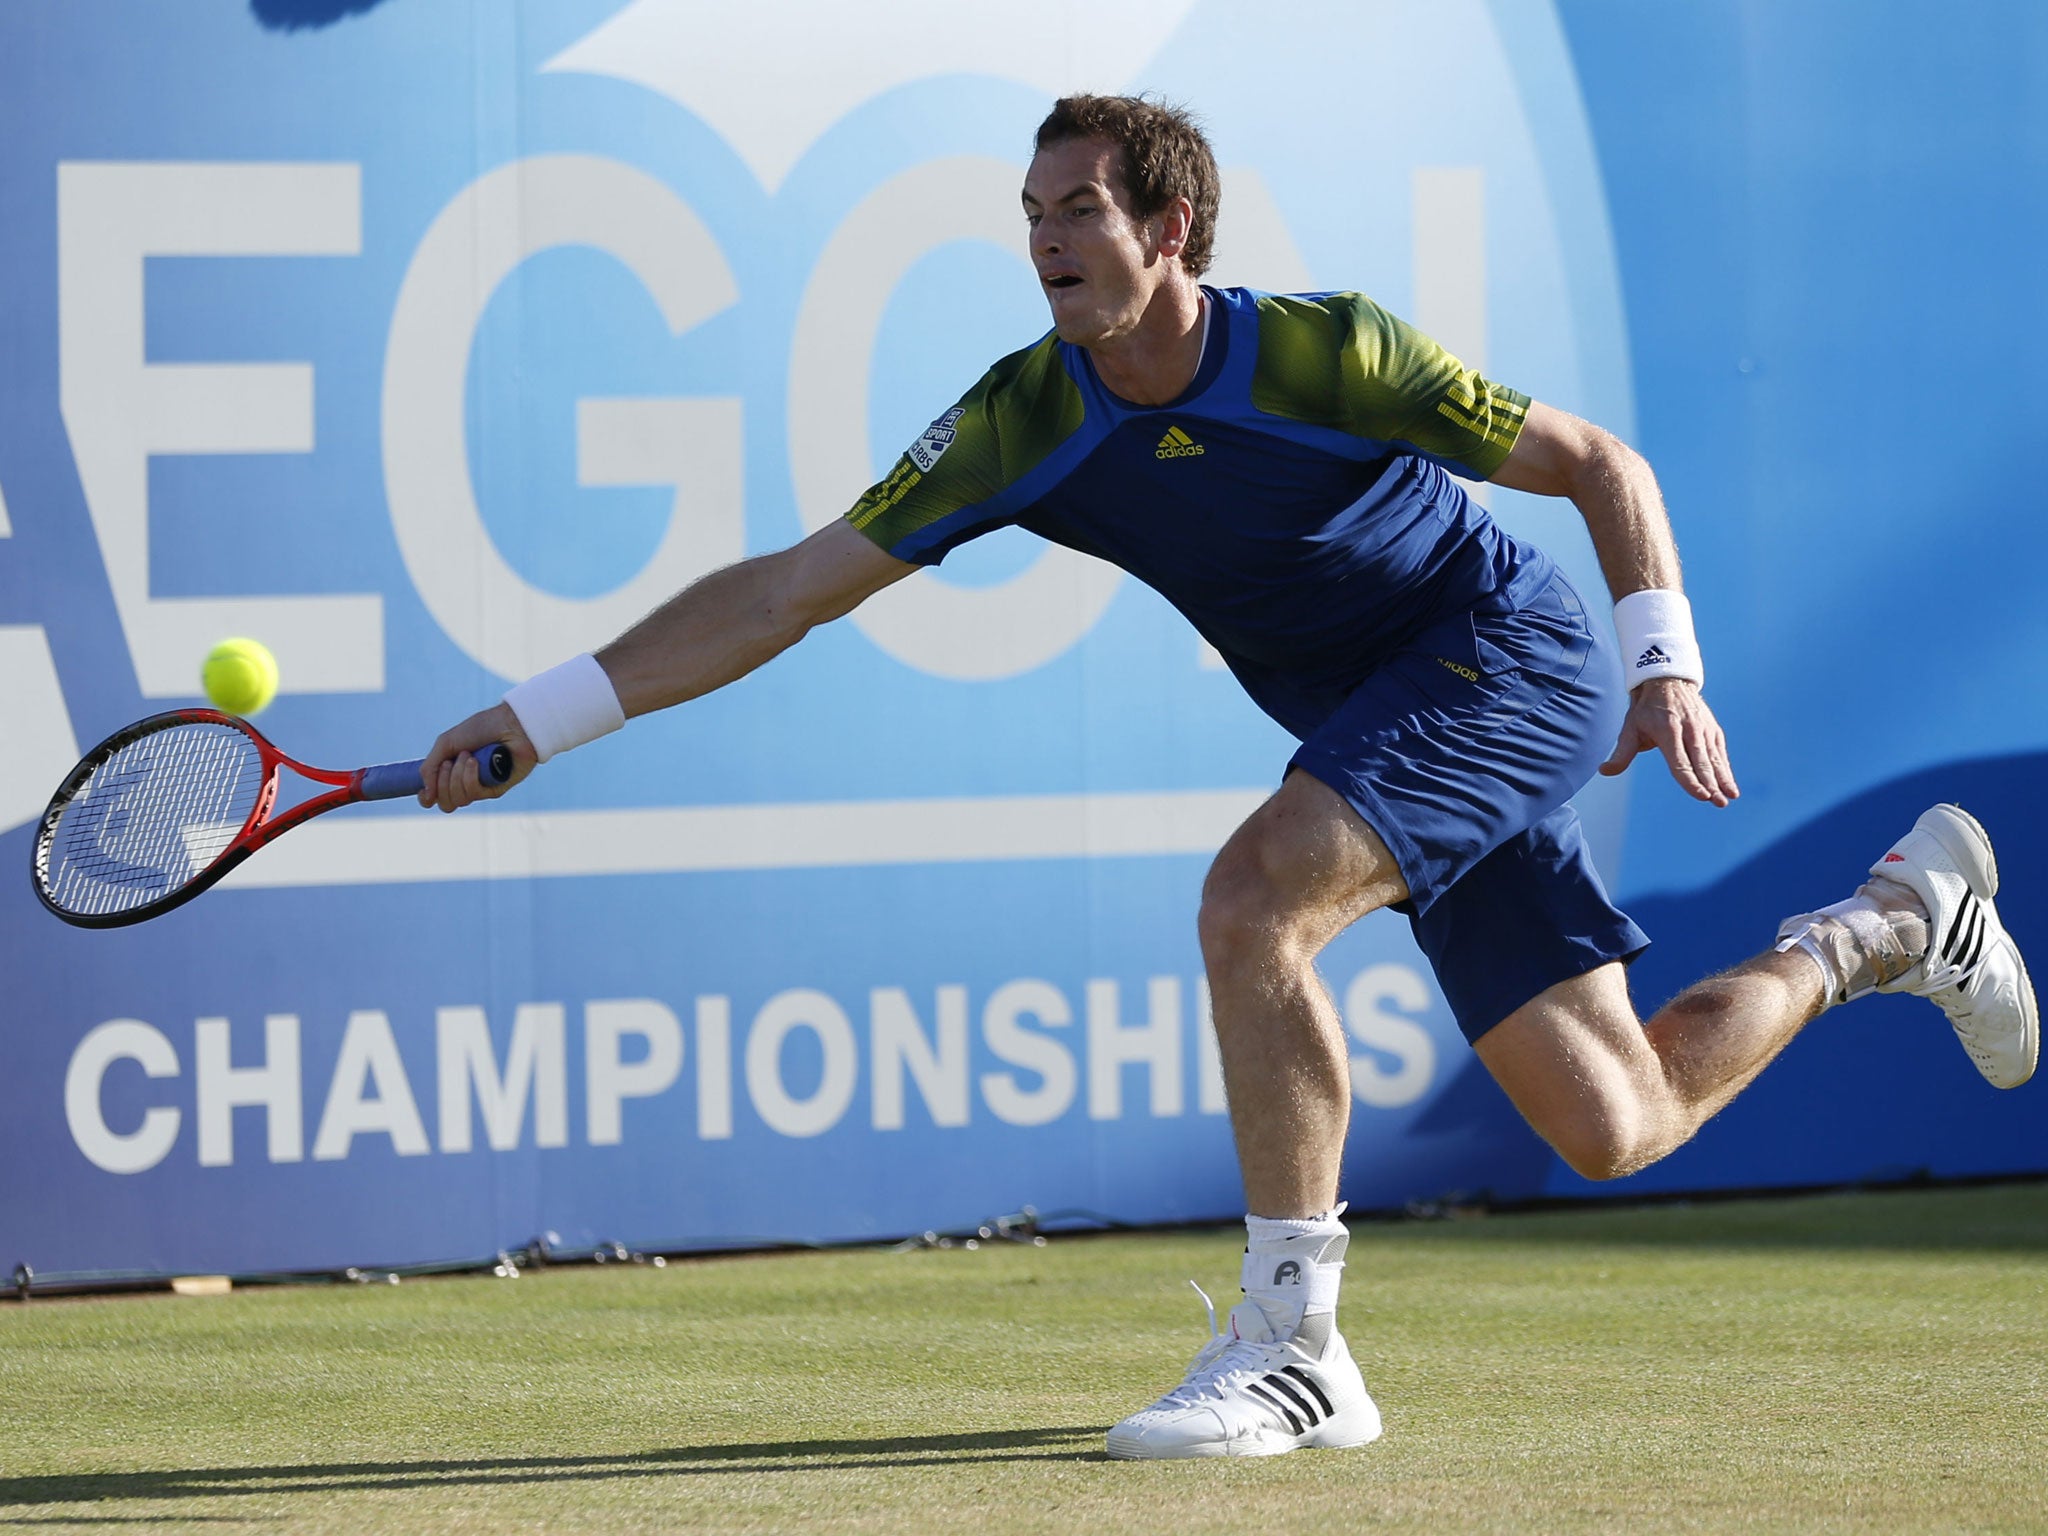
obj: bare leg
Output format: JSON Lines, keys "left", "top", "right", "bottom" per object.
{"left": 1477, "top": 949, "right": 1828, "bottom": 1181}
{"left": 1203, "top": 770, "right": 1846, "bottom": 1199}
{"left": 1200, "top": 772, "right": 1409, "bottom": 1217}
{"left": 1112, "top": 768, "right": 1402, "bottom": 1457}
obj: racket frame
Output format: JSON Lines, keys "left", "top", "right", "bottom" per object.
{"left": 31, "top": 709, "right": 480, "bottom": 929}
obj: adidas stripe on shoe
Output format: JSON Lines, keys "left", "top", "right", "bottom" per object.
{"left": 1872, "top": 804, "right": 2038, "bottom": 1089}
{"left": 1106, "top": 1285, "right": 1381, "bottom": 1460}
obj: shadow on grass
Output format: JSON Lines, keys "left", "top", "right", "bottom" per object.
{"left": 0, "top": 1427, "right": 1111, "bottom": 1509}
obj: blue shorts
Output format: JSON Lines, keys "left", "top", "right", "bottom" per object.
{"left": 1290, "top": 570, "right": 1650, "bottom": 1043}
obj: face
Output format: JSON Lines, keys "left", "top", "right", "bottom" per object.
{"left": 1021, "top": 137, "right": 1175, "bottom": 347}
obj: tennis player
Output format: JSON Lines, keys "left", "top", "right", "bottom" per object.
{"left": 420, "top": 95, "right": 2037, "bottom": 1459}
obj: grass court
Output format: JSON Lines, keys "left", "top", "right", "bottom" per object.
{"left": 3, "top": 1182, "right": 2043, "bottom": 1534}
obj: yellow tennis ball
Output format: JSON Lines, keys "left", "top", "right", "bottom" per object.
{"left": 202, "top": 637, "right": 279, "bottom": 716}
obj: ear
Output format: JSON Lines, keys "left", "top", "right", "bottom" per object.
{"left": 1154, "top": 195, "right": 1195, "bottom": 262}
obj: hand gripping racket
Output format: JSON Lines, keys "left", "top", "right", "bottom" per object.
{"left": 30, "top": 709, "right": 511, "bottom": 928}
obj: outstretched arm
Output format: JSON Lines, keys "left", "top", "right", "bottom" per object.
{"left": 419, "top": 520, "right": 915, "bottom": 811}
{"left": 598, "top": 517, "right": 913, "bottom": 716}
{"left": 1491, "top": 402, "right": 1739, "bottom": 808}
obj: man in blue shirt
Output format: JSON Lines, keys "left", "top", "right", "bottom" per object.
{"left": 421, "top": 94, "right": 2036, "bottom": 1459}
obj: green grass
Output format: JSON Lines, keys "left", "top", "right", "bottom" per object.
{"left": 3, "top": 1184, "right": 2045, "bottom": 1534}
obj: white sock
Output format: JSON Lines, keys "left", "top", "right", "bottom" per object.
{"left": 1240, "top": 1204, "right": 1348, "bottom": 1343}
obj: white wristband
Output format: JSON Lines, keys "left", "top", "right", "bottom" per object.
{"left": 1613, "top": 589, "right": 1705, "bottom": 689}
{"left": 503, "top": 654, "right": 625, "bottom": 764}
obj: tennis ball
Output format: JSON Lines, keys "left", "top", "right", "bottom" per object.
{"left": 202, "top": 637, "right": 279, "bottom": 716}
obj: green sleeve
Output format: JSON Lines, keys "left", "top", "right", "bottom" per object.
{"left": 1250, "top": 293, "right": 1531, "bottom": 478}
{"left": 846, "top": 335, "right": 1084, "bottom": 563}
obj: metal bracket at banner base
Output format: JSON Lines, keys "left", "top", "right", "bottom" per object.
{"left": 891, "top": 1205, "right": 1132, "bottom": 1252}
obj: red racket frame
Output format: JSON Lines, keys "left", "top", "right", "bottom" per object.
{"left": 32, "top": 709, "right": 505, "bottom": 928}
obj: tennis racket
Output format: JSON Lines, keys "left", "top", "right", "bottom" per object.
{"left": 31, "top": 709, "right": 512, "bottom": 928}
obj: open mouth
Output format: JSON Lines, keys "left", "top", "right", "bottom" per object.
{"left": 1045, "top": 274, "right": 1082, "bottom": 290}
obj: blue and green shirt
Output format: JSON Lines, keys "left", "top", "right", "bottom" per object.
{"left": 847, "top": 286, "right": 1550, "bottom": 738}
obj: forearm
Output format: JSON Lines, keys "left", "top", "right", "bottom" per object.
{"left": 1492, "top": 403, "right": 1682, "bottom": 600}
{"left": 1488, "top": 401, "right": 1732, "bottom": 801}
{"left": 1567, "top": 429, "right": 1682, "bottom": 601}
{"left": 422, "top": 546, "right": 840, "bottom": 808}
{"left": 594, "top": 551, "right": 821, "bottom": 719}
{"left": 424, "top": 522, "right": 908, "bottom": 807}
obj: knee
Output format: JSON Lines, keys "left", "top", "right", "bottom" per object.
{"left": 1197, "top": 842, "right": 1300, "bottom": 971}
{"left": 1554, "top": 1129, "right": 1640, "bottom": 1183}
{"left": 1547, "top": 1110, "right": 1659, "bottom": 1183}
{"left": 1198, "top": 780, "right": 1397, "bottom": 978}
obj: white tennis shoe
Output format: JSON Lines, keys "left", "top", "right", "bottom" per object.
{"left": 1871, "top": 804, "right": 2038, "bottom": 1089}
{"left": 1106, "top": 1285, "right": 1381, "bottom": 1459}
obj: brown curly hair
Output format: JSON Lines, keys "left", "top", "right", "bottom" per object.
{"left": 1033, "top": 95, "right": 1220, "bottom": 278}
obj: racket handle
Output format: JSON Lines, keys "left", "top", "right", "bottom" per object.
{"left": 358, "top": 744, "right": 515, "bottom": 803}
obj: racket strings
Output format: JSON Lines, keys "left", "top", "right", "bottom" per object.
{"left": 42, "top": 724, "right": 266, "bottom": 918}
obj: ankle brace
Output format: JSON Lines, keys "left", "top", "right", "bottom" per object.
{"left": 1241, "top": 1206, "right": 1348, "bottom": 1338}
{"left": 1775, "top": 881, "right": 1929, "bottom": 1007}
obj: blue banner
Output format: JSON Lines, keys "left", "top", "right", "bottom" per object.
{"left": 1, "top": 0, "right": 2040, "bottom": 1281}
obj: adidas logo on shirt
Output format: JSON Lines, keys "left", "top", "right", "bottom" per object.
{"left": 1155, "top": 424, "right": 1206, "bottom": 459}
{"left": 1635, "top": 643, "right": 1672, "bottom": 671}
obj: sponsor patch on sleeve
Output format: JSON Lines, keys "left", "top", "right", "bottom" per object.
{"left": 906, "top": 406, "right": 966, "bottom": 472}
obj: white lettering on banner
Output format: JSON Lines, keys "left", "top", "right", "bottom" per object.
{"left": 790, "top": 156, "right": 1126, "bottom": 681}
{"left": 312, "top": 1011, "right": 431, "bottom": 1160}
{"left": 1087, "top": 977, "right": 1183, "bottom": 1120}
{"left": 383, "top": 154, "right": 744, "bottom": 681}
{"left": 56, "top": 162, "right": 383, "bottom": 696}
{"left": 746, "top": 989, "right": 859, "bottom": 1138}
{"left": 195, "top": 1014, "right": 303, "bottom": 1167}
{"left": 695, "top": 996, "right": 734, "bottom": 1141}
{"left": 58, "top": 966, "right": 1441, "bottom": 1170}
{"left": 586, "top": 999, "right": 685, "bottom": 1146}
{"left": 980, "top": 979, "right": 1077, "bottom": 1128}
{"left": 871, "top": 984, "right": 970, "bottom": 1131}
{"left": 436, "top": 1004, "right": 569, "bottom": 1154}
{"left": 65, "top": 1020, "right": 181, "bottom": 1175}
{"left": 41, "top": 150, "right": 1319, "bottom": 723}
{"left": 1344, "top": 964, "right": 1438, "bottom": 1109}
